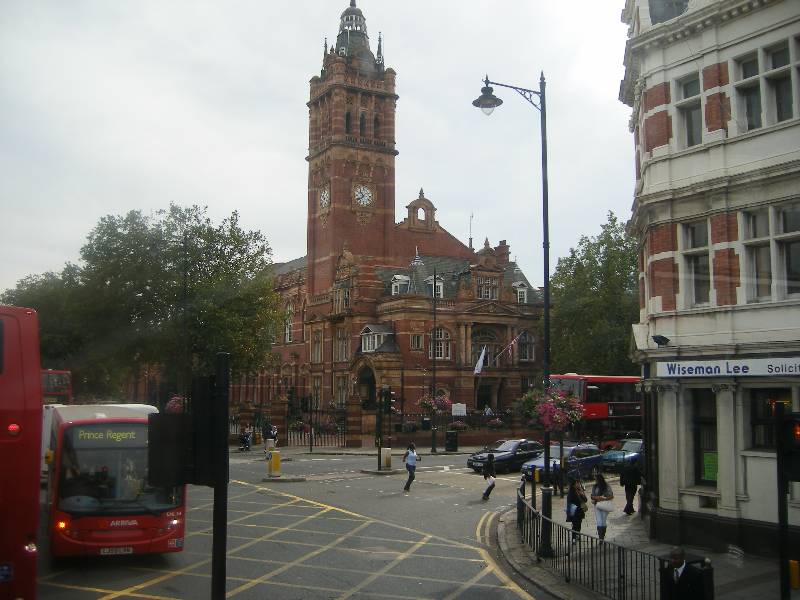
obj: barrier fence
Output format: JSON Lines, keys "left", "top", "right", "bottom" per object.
{"left": 515, "top": 485, "right": 714, "bottom": 600}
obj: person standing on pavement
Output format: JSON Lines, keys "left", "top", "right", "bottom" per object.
{"left": 620, "top": 457, "right": 642, "bottom": 515}
{"left": 566, "top": 478, "right": 588, "bottom": 542}
{"left": 402, "top": 442, "right": 419, "bottom": 492}
{"left": 590, "top": 472, "right": 614, "bottom": 539}
{"left": 659, "top": 546, "right": 706, "bottom": 599}
{"left": 482, "top": 453, "right": 496, "bottom": 500}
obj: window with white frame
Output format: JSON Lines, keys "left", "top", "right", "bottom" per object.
{"left": 742, "top": 204, "right": 800, "bottom": 300}
{"left": 424, "top": 276, "right": 443, "bottom": 298}
{"left": 391, "top": 274, "right": 410, "bottom": 295}
{"left": 513, "top": 282, "right": 528, "bottom": 304}
{"left": 335, "top": 328, "right": 349, "bottom": 362}
{"left": 676, "top": 74, "right": 702, "bottom": 148}
{"left": 735, "top": 53, "right": 762, "bottom": 131}
{"left": 518, "top": 331, "right": 534, "bottom": 362}
{"left": 428, "top": 327, "right": 451, "bottom": 360}
{"left": 312, "top": 330, "right": 322, "bottom": 363}
{"left": 682, "top": 220, "right": 710, "bottom": 305}
{"left": 361, "top": 332, "right": 384, "bottom": 353}
{"left": 743, "top": 208, "right": 772, "bottom": 301}
{"left": 284, "top": 303, "right": 294, "bottom": 343}
{"left": 476, "top": 275, "right": 499, "bottom": 300}
{"left": 765, "top": 43, "right": 793, "bottom": 124}
{"left": 779, "top": 204, "right": 800, "bottom": 295}
{"left": 335, "top": 375, "right": 348, "bottom": 408}
{"left": 410, "top": 333, "right": 423, "bottom": 351}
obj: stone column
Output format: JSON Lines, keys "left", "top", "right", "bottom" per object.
{"left": 713, "top": 383, "right": 739, "bottom": 519}
{"left": 345, "top": 380, "right": 363, "bottom": 448}
{"left": 466, "top": 323, "right": 473, "bottom": 367}
{"left": 657, "top": 383, "right": 681, "bottom": 511}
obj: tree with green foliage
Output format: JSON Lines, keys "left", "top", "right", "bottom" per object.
{"left": 549, "top": 212, "right": 639, "bottom": 375}
{"left": 2, "top": 204, "right": 284, "bottom": 398}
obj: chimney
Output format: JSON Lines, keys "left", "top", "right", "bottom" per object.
{"left": 494, "top": 240, "right": 510, "bottom": 265}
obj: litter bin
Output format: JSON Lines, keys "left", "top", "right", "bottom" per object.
{"left": 445, "top": 430, "right": 458, "bottom": 452}
{"left": 421, "top": 417, "right": 431, "bottom": 431}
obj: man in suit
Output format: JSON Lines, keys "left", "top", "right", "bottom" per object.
{"left": 620, "top": 457, "right": 642, "bottom": 515}
{"left": 660, "top": 546, "right": 706, "bottom": 599}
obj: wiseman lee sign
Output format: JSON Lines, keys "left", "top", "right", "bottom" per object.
{"left": 656, "top": 357, "right": 800, "bottom": 378}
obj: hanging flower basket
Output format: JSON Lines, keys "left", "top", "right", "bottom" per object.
{"left": 416, "top": 392, "right": 452, "bottom": 415}
{"left": 165, "top": 395, "right": 185, "bottom": 414}
{"left": 519, "top": 389, "right": 584, "bottom": 433}
{"left": 449, "top": 420, "right": 468, "bottom": 431}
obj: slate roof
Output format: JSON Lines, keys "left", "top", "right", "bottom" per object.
{"left": 272, "top": 256, "right": 307, "bottom": 276}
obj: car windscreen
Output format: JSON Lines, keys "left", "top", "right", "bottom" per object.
{"left": 58, "top": 423, "right": 183, "bottom": 515}
{"left": 495, "top": 441, "right": 519, "bottom": 452}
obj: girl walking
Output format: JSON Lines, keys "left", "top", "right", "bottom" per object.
{"left": 590, "top": 472, "right": 615, "bottom": 540}
{"left": 403, "top": 443, "right": 419, "bottom": 492}
{"left": 482, "top": 453, "right": 496, "bottom": 500}
{"left": 566, "top": 478, "right": 588, "bottom": 543}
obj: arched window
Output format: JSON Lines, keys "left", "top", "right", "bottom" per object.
{"left": 429, "top": 327, "right": 452, "bottom": 360}
{"left": 284, "top": 303, "right": 294, "bottom": 343}
{"left": 373, "top": 115, "right": 380, "bottom": 138}
{"left": 345, "top": 112, "right": 351, "bottom": 134}
{"left": 359, "top": 113, "right": 366, "bottom": 137}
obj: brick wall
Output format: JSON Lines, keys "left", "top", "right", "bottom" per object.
{"left": 713, "top": 248, "right": 740, "bottom": 306}
{"left": 643, "top": 82, "right": 671, "bottom": 112}
{"left": 702, "top": 62, "right": 729, "bottom": 90}
{"left": 705, "top": 92, "right": 731, "bottom": 133}
{"left": 648, "top": 223, "right": 678, "bottom": 255}
{"left": 711, "top": 213, "right": 738, "bottom": 244}
{"left": 644, "top": 110, "right": 672, "bottom": 153}
{"left": 649, "top": 258, "right": 679, "bottom": 311}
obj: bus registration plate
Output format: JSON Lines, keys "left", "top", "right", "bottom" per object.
{"left": 100, "top": 547, "right": 133, "bottom": 556}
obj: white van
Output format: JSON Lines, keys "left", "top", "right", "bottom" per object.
{"left": 41, "top": 403, "right": 64, "bottom": 483}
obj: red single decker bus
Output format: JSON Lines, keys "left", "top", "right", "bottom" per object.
{"left": 42, "top": 369, "right": 72, "bottom": 404}
{"left": 550, "top": 373, "right": 642, "bottom": 448}
{"left": 45, "top": 404, "right": 186, "bottom": 557}
{"left": 0, "top": 306, "right": 43, "bottom": 600}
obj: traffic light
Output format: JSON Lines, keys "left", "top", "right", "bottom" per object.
{"left": 780, "top": 412, "right": 800, "bottom": 482}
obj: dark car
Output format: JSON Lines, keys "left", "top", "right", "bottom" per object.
{"left": 467, "top": 439, "right": 543, "bottom": 474}
{"left": 521, "top": 443, "right": 603, "bottom": 481}
{"left": 602, "top": 439, "right": 644, "bottom": 472}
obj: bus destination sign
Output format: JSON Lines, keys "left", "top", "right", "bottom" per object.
{"left": 67, "top": 424, "right": 146, "bottom": 448}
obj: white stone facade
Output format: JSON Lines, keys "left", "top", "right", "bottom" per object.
{"left": 621, "top": 0, "right": 800, "bottom": 554}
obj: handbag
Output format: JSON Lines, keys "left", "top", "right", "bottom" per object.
{"left": 595, "top": 500, "right": 615, "bottom": 512}
{"left": 580, "top": 501, "right": 589, "bottom": 513}
{"left": 566, "top": 503, "right": 578, "bottom": 518}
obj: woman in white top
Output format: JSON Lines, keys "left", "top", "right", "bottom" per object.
{"left": 403, "top": 442, "right": 419, "bottom": 492}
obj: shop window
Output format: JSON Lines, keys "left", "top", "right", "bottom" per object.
{"left": 692, "top": 389, "right": 717, "bottom": 486}
{"left": 750, "top": 388, "right": 791, "bottom": 449}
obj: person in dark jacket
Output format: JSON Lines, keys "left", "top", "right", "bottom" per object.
{"left": 660, "top": 546, "right": 706, "bottom": 599}
{"left": 482, "top": 453, "right": 496, "bottom": 500}
{"left": 620, "top": 457, "right": 642, "bottom": 515}
{"left": 566, "top": 478, "right": 588, "bottom": 543}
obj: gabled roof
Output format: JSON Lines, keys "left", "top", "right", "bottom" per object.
{"left": 360, "top": 323, "right": 394, "bottom": 335}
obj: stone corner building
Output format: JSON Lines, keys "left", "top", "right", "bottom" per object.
{"left": 620, "top": 0, "right": 800, "bottom": 555}
{"left": 260, "top": 2, "right": 542, "bottom": 447}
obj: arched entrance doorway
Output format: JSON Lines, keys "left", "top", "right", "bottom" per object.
{"left": 357, "top": 366, "right": 376, "bottom": 409}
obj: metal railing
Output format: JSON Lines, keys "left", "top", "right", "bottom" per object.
{"left": 515, "top": 486, "right": 713, "bottom": 600}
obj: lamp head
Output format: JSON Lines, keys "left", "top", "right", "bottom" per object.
{"left": 652, "top": 335, "right": 670, "bottom": 347}
{"left": 473, "top": 77, "right": 503, "bottom": 115}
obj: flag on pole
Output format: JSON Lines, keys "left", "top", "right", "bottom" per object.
{"left": 474, "top": 345, "right": 487, "bottom": 375}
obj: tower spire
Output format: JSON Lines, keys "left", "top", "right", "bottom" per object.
{"left": 377, "top": 32, "right": 384, "bottom": 65}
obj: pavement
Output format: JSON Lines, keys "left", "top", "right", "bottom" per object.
{"left": 254, "top": 444, "right": 796, "bottom": 600}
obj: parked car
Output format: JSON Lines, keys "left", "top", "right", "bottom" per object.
{"left": 467, "top": 439, "right": 543, "bottom": 474}
{"left": 521, "top": 443, "right": 603, "bottom": 481}
{"left": 602, "top": 439, "right": 644, "bottom": 472}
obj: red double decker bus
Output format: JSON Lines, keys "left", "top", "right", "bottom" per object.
{"left": 41, "top": 369, "right": 72, "bottom": 404}
{"left": 0, "top": 306, "right": 43, "bottom": 600}
{"left": 45, "top": 404, "right": 186, "bottom": 557}
{"left": 550, "top": 373, "right": 643, "bottom": 448}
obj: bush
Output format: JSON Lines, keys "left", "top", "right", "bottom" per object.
{"left": 289, "top": 420, "right": 309, "bottom": 433}
{"left": 449, "top": 420, "right": 468, "bottom": 431}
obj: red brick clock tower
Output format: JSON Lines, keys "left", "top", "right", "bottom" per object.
{"left": 306, "top": 0, "right": 399, "bottom": 296}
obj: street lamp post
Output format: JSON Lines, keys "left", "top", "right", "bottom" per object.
{"left": 431, "top": 266, "right": 438, "bottom": 454}
{"left": 473, "top": 72, "right": 553, "bottom": 555}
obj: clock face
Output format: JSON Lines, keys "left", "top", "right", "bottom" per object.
{"left": 353, "top": 184, "right": 373, "bottom": 207}
{"left": 319, "top": 186, "right": 330, "bottom": 209}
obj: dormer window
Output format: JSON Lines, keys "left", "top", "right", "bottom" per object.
{"left": 513, "top": 282, "right": 528, "bottom": 304}
{"left": 391, "top": 275, "right": 410, "bottom": 295}
{"left": 425, "top": 276, "right": 443, "bottom": 299}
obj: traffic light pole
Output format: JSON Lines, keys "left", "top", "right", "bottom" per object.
{"left": 212, "top": 353, "right": 230, "bottom": 600}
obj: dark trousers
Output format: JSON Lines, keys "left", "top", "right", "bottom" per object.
{"left": 571, "top": 516, "right": 583, "bottom": 541}
{"left": 624, "top": 484, "right": 638, "bottom": 514}
{"left": 404, "top": 465, "right": 416, "bottom": 491}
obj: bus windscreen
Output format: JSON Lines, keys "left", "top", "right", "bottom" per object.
{"left": 550, "top": 377, "right": 583, "bottom": 396}
{"left": 58, "top": 423, "right": 183, "bottom": 515}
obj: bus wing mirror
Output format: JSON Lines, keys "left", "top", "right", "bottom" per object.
{"left": 45, "top": 449, "right": 54, "bottom": 464}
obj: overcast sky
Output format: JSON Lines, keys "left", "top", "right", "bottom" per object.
{"left": 0, "top": 1, "right": 634, "bottom": 293}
